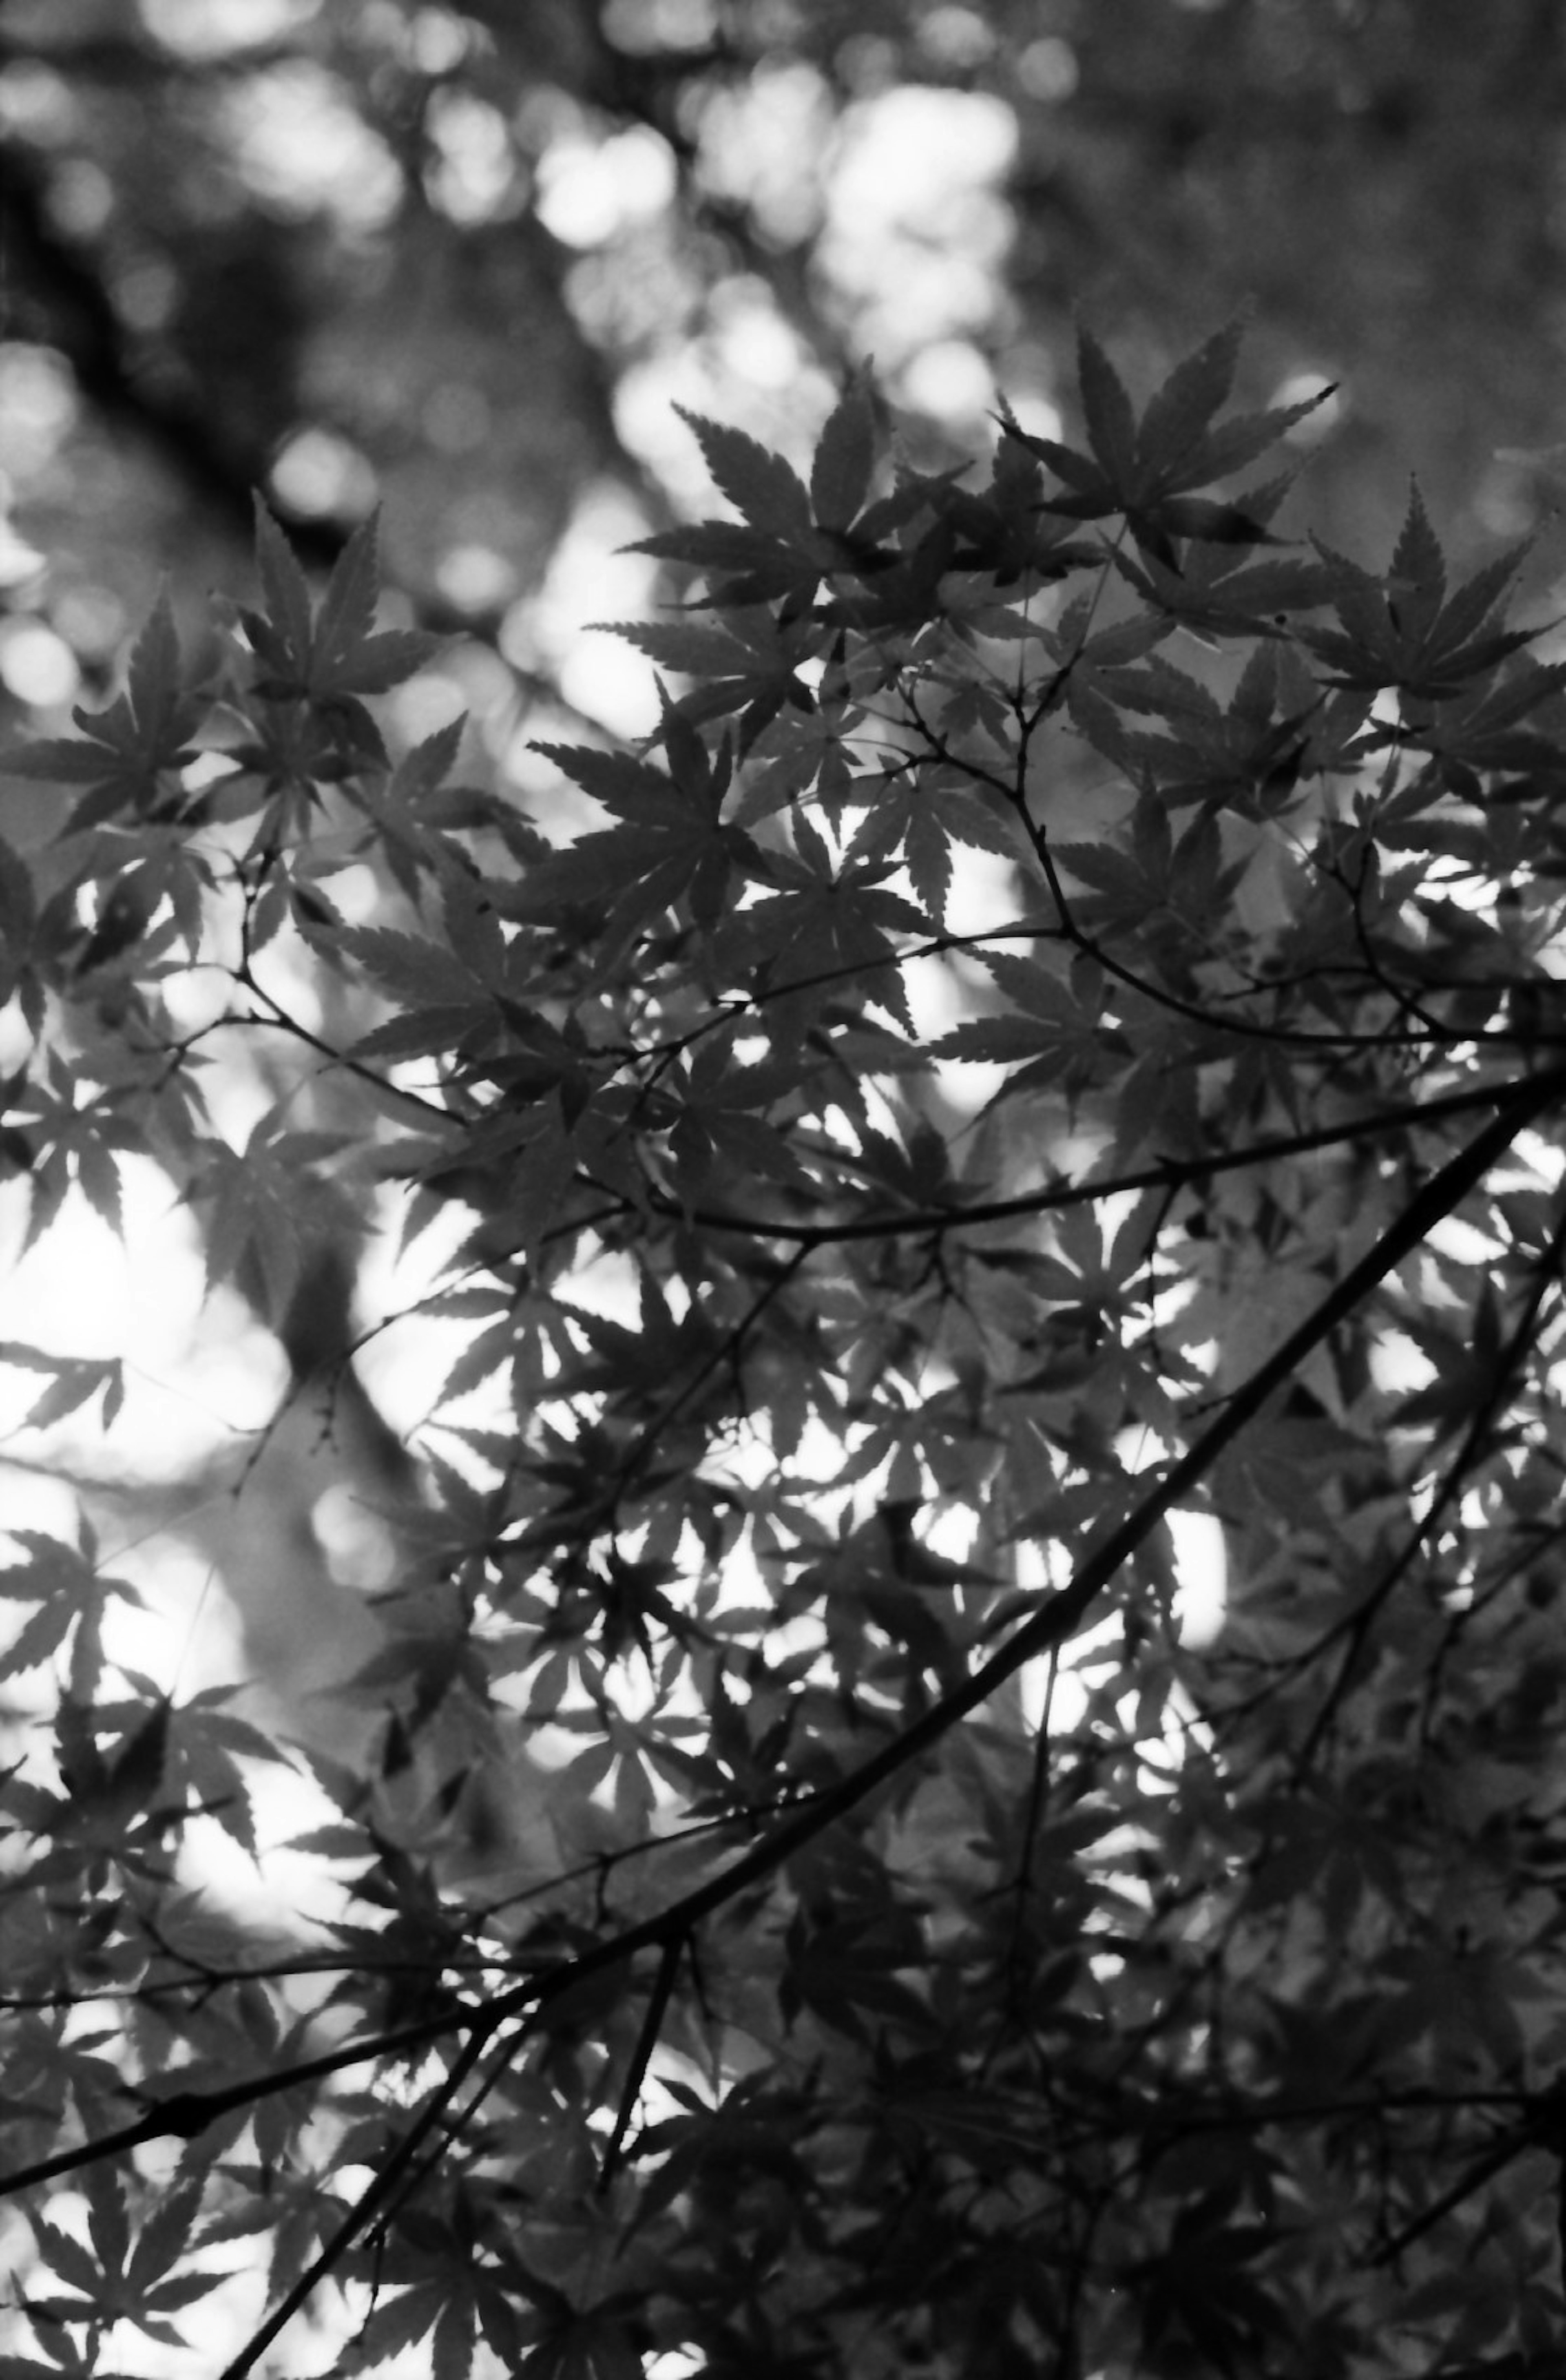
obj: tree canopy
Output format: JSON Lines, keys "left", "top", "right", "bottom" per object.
{"left": 2, "top": 0, "right": 1564, "bottom": 693}
{"left": 2, "top": 312, "right": 1566, "bottom": 2378}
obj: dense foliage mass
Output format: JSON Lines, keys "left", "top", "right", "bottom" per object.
{"left": 4, "top": 323, "right": 1566, "bottom": 2378}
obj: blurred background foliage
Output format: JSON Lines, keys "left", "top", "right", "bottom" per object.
{"left": 3, "top": 0, "right": 1566, "bottom": 1740}
{"left": 0, "top": 0, "right": 1563, "bottom": 757}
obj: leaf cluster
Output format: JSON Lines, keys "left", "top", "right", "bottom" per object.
{"left": 3, "top": 323, "right": 1566, "bottom": 2378}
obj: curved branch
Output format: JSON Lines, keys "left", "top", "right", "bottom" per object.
{"left": 4, "top": 1064, "right": 1559, "bottom": 2380}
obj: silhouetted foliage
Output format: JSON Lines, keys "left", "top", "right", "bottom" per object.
{"left": 2, "top": 319, "right": 1566, "bottom": 2378}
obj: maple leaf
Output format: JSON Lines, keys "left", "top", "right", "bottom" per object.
{"left": 941, "top": 424, "right": 1100, "bottom": 586}
{"left": 1107, "top": 467, "right": 1335, "bottom": 634}
{"left": 631, "top": 376, "right": 909, "bottom": 616}
{"left": 1393, "top": 655, "right": 1566, "bottom": 803}
{"left": 7, "top": 588, "right": 208, "bottom": 829}
{"left": 338, "top": 715, "right": 472, "bottom": 898}
{"left": 553, "top": 1279, "right": 724, "bottom": 1423}
{"left": 414, "top": 1087, "right": 586, "bottom": 1263}
{"left": 186, "top": 1106, "right": 358, "bottom": 1316}
{"left": 849, "top": 1119, "right": 973, "bottom": 1218}
{"left": 164, "top": 1689, "right": 292, "bottom": 1856}
{"left": 665, "top": 1029, "right": 825, "bottom": 1205}
{"left": 1073, "top": 644, "right": 1326, "bottom": 818}
{"left": 8, "top": 1057, "right": 148, "bottom": 1247}
{"left": 338, "top": 922, "right": 495, "bottom": 1013}
{"left": 241, "top": 501, "right": 443, "bottom": 713}
{"left": 714, "top": 807, "right": 927, "bottom": 1030}
{"left": 1387, "top": 1278, "right": 1513, "bottom": 1442}
{"left": 0, "top": 1525, "right": 142, "bottom": 1687}
{"left": 1002, "top": 319, "right": 1334, "bottom": 571}
{"left": 599, "top": 609, "right": 822, "bottom": 749}
{"left": 1036, "top": 602, "right": 1174, "bottom": 720}
{"left": 0, "top": 1340, "right": 124, "bottom": 1433}
{"left": 835, "top": 768, "right": 1023, "bottom": 923}
{"left": 1298, "top": 484, "right": 1542, "bottom": 699}
{"left": 518, "top": 720, "right": 766, "bottom": 943}
{"left": 935, "top": 951, "right": 1124, "bottom": 1099}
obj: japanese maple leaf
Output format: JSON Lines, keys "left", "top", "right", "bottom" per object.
{"left": 1002, "top": 318, "right": 1334, "bottom": 572}
{"left": 832, "top": 768, "right": 1022, "bottom": 924}
{"left": 940, "top": 425, "right": 1102, "bottom": 585}
{"left": 8, "top": 589, "right": 207, "bottom": 829}
{"left": 521, "top": 711, "right": 765, "bottom": 942}
{"left": 935, "top": 951, "right": 1122, "bottom": 1099}
{"left": 631, "top": 375, "right": 936, "bottom": 616}
{"left": 1392, "top": 655, "right": 1566, "bottom": 802}
{"left": 596, "top": 607, "right": 821, "bottom": 750}
{"left": 1071, "top": 645, "right": 1324, "bottom": 817}
{"left": 1298, "top": 483, "right": 1545, "bottom": 701}
{"left": 716, "top": 809, "right": 927, "bottom": 1028}
{"left": 241, "top": 500, "right": 441, "bottom": 705}
{"left": 1108, "top": 467, "right": 1335, "bottom": 633}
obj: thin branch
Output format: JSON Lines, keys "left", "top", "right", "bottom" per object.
{"left": 218, "top": 2011, "right": 511, "bottom": 2380}
{"left": 0, "top": 2003, "right": 480, "bottom": 2199}
{"left": 661, "top": 1062, "right": 1566, "bottom": 1248}
{"left": 597, "top": 1935, "right": 683, "bottom": 2195}
{"left": 1369, "top": 2129, "right": 1533, "bottom": 2269}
